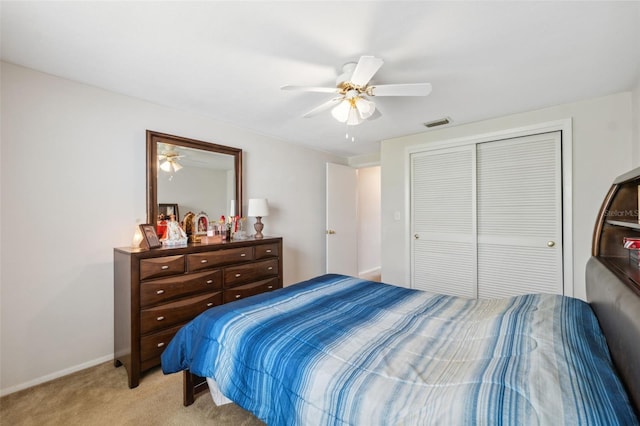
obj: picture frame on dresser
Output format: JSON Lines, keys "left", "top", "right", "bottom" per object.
{"left": 194, "top": 212, "right": 209, "bottom": 235}
{"left": 159, "top": 203, "right": 179, "bottom": 220}
{"left": 139, "top": 224, "right": 162, "bottom": 249}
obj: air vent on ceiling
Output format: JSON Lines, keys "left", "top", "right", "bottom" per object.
{"left": 424, "top": 117, "right": 451, "bottom": 128}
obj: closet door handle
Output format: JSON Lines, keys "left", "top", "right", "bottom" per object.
{"left": 547, "top": 241, "right": 556, "bottom": 247}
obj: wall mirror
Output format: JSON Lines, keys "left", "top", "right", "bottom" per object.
{"left": 146, "top": 130, "right": 242, "bottom": 235}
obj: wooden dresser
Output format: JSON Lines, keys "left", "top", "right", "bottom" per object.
{"left": 114, "top": 236, "right": 283, "bottom": 388}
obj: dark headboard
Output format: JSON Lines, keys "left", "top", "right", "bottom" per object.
{"left": 586, "top": 256, "right": 640, "bottom": 413}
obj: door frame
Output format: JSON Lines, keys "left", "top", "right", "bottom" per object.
{"left": 404, "top": 119, "right": 574, "bottom": 296}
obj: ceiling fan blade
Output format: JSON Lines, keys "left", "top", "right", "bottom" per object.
{"left": 350, "top": 56, "right": 384, "bottom": 87}
{"left": 369, "top": 83, "right": 432, "bottom": 97}
{"left": 281, "top": 85, "right": 339, "bottom": 94}
{"left": 303, "top": 97, "right": 344, "bottom": 118}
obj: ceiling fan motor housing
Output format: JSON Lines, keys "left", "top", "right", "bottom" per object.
{"left": 336, "top": 62, "right": 357, "bottom": 86}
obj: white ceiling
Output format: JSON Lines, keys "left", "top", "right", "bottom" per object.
{"left": 2, "top": 1, "right": 639, "bottom": 158}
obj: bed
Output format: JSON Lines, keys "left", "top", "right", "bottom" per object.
{"left": 161, "top": 272, "right": 639, "bottom": 425}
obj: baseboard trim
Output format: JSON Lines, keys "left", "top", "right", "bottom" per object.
{"left": 1, "top": 354, "right": 113, "bottom": 397}
{"left": 359, "top": 267, "right": 381, "bottom": 281}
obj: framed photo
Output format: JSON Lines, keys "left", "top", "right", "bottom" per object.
{"left": 140, "top": 224, "right": 162, "bottom": 249}
{"left": 194, "top": 212, "right": 209, "bottom": 235}
{"left": 159, "top": 203, "right": 179, "bottom": 221}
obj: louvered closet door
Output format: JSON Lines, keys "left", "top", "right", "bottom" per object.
{"left": 476, "top": 132, "right": 563, "bottom": 298}
{"left": 411, "top": 146, "right": 477, "bottom": 298}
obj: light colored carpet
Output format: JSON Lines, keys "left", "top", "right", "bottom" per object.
{"left": 0, "top": 362, "right": 264, "bottom": 425}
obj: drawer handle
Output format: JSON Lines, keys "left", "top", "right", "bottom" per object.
{"left": 206, "top": 280, "right": 213, "bottom": 284}
{"left": 267, "top": 285, "right": 273, "bottom": 289}
{"left": 266, "top": 249, "right": 272, "bottom": 253}
{"left": 206, "top": 302, "right": 213, "bottom": 307}
{"left": 240, "top": 253, "right": 246, "bottom": 257}
{"left": 200, "top": 259, "right": 208, "bottom": 264}
{"left": 157, "top": 342, "right": 165, "bottom": 348}
{"left": 235, "top": 273, "right": 241, "bottom": 277}
{"left": 267, "top": 266, "right": 273, "bottom": 270}
{"left": 235, "top": 295, "right": 241, "bottom": 299}
{"left": 156, "top": 316, "right": 165, "bottom": 321}
{"left": 156, "top": 290, "right": 165, "bottom": 295}
{"left": 161, "top": 265, "right": 169, "bottom": 270}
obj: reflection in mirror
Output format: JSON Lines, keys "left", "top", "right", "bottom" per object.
{"left": 146, "top": 131, "right": 242, "bottom": 238}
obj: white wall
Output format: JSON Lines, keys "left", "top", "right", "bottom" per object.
{"left": 633, "top": 74, "right": 640, "bottom": 167}
{"left": 0, "top": 62, "right": 346, "bottom": 394}
{"left": 381, "top": 92, "right": 635, "bottom": 301}
{"left": 357, "top": 166, "right": 381, "bottom": 276}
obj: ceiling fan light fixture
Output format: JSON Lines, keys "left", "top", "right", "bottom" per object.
{"left": 160, "top": 160, "right": 172, "bottom": 172}
{"left": 355, "top": 97, "right": 375, "bottom": 119}
{"left": 346, "top": 105, "right": 363, "bottom": 126}
{"left": 172, "top": 161, "right": 183, "bottom": 172}
{"left": 283, "top": 55, "right": 432, "bottom": 130}
{"left": 331, "top": 100, "right": 351, "bottom": 122}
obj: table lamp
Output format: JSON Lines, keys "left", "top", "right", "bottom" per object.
{"left": 248, "top": 198, "right": 269, "bottom": 239}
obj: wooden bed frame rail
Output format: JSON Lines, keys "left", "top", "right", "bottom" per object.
{"left": 183, "top": 371, "right": 208, "bottom": 406}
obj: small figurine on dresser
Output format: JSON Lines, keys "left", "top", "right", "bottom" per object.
{"left": 161, "top": 214, "right": 188, "bottom": 246}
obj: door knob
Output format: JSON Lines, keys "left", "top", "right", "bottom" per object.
{"left": 326, "top": 230, "right": 336, "bottom": 235}
{"left": 414, "top": 234, "right": 419, "bottom": 239}
{"left": 547, "top": 241, "right": 555, "bottom": 247}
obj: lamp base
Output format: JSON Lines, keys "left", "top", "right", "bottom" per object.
{"left": 254, "top": 217, "right": 264, "bottom": 239}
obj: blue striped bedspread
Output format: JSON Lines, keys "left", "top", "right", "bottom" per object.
{"left": 161, "top": 274, "right": 638, "bottom": 425}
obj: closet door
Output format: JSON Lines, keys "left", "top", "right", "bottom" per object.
{"left": 411, "top": 146, "right": 477, "bottom": 298}
{"left": 476, "top": 132, "right": 563, "bottom": 298}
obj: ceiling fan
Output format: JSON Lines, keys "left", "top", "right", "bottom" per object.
{"left": 158, "top": 148, "right": 184, "bottom": 173}
{"left": 281, "top": 56, "right": 432, "bottom": 125}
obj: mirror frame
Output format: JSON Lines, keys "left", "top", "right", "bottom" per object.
{"left": 146, "top": 130, "right": 243, "bottom": 226}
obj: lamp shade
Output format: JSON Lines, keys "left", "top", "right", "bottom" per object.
{"left": 248, "top": 198, "right": 269, "bottom": 217}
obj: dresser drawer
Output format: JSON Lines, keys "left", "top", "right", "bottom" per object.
{"left": 140, "top": 324, "right": 183, "bottom": 363}
{"left": 255, "top": 243, "right": 279, "bottom": 259}
{"left": 140, "top": 270, "right": 222, "bottom": 307}
{"left": 224, "top": 277, "right": 281, "bottom": 303}
{"left": 140, "top": 292, "right": 222, "bottom": 334}
{"left": 140, "top": 255, "right": 185, "bottom": 280}
{"left": 224, "top": 258, "right": 279, "bottom": 287}
{"left": 187, "top": 247, "right": 254, "bottom": 272}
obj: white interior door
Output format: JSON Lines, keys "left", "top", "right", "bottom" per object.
{"left": 476, "top": 132, "right": 563, "bottom": 298}
{"left": 411, "top": 146, "right": 477, "bottom": 298}
{"left": 326, "top": 163, "right": 358, "bottom": 276}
